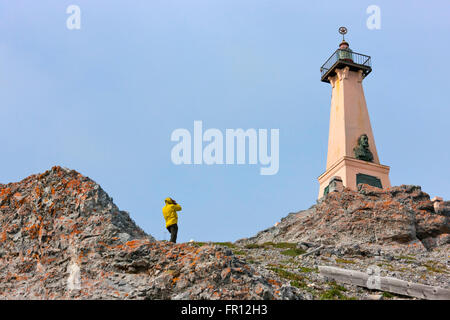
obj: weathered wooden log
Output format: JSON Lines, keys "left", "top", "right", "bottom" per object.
{"left": 318, "top": 265, "right": 450, "bottom": 300}
{"left": 299, "top": 245, "right": 324, "bottom": 257}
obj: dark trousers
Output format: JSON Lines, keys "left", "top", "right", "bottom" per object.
{"left": 167, "top": 224, "right": 178, "bottom": 243}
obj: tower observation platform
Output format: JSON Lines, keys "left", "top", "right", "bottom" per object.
{"left": 320, "top": 49, "right": 372, "bottom": 83}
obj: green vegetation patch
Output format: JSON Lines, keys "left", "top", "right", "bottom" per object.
{"left": 269, "top": 267, "right": 309, "bottom": 290}
{"left": 280, "top": 248, "right": 306, "bottom": 257}
{"left": 269, "top": 242, "right": 298, "bottom": 249}
{"left": 423, "top": 261, "right": 448, "bottom": 274}
{"left": 244, "top": 242, "right": 300, "bottom": 250}
{"left": 190, "top": 242, "right": 207, "bottom": 247}
{"left": 290, "top": 280, "right": 308, "bottom": 289}
{"left": 298, "top": 266, "right": 318, "bottom": 273}
{"left": 268, "top": 267, "right": 304, "bottom": 282}
{"left": 335, "top": 258, "right": 356, "bottom": 264}
{"left": 267, "top": 263, "right": 286, "bottom": 269}
{"left": 212, "top": 242, "right": 236, "bottom": 248}
{"left": 319, "top": 283, "right": 353, "bottom": 300}
{"left": 191, "top": 241, "right": 237, "bottom": 248}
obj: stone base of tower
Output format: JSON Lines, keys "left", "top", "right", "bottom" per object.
{"left": 318, "top": 156, "right": 391, "bottom": 199}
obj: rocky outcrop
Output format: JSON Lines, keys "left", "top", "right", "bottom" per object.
{"left": 238, "top": 184, "right": 450, "bottom": 252}
{"left": 234, "top": 185, "right": 449, "bottom": 300}
{"left": 1, "top": 167, "right": 448, "bottom": 300}
{"left": 0, "top": 167, "right": 297, "bottom": 299}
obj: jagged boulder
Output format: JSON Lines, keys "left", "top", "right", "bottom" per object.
{"left": 238, "top": 185, "right": 450, "bottom": 252}
{"left": 0, "top": 166, "right": 298, "bottom": 300}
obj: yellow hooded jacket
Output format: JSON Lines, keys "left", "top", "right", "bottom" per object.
{"left": 162, "top": 200, "right": 182, "bottom": 228}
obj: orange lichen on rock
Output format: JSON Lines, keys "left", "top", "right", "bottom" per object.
{"left": 0, "top": 166, "right": 296, "bottom": 300}
{"left": 34, "top": 186, "right": 41, "bottom": 198}
{"left": 66, "top": 179, "right": 81, "bottom": 190}
{"left": 268, "top": 279, "right": 281, "bottom": 287}
{"left": 124, "top": 240, "right": 144, "bottom": 250}
{"left": 24, "top": 224, "right": 40, "bottom": 239}
{"left": 0, "top": 230, "right": 7, "bottom": 242}
{"left": 0, "top": 187, "right": 11, "bottom": 197}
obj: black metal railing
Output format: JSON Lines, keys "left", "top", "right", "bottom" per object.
{"left": 320, "top": 49, "right": 371, "bottom": 79}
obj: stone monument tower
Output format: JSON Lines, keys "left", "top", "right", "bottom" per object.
{"left": 318, "top": 28, "right": 391, "bottom": 198}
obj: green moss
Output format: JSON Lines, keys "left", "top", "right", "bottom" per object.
{"left": 232, "top": 250, "right": 246, "bottom": 256}
{"left": 335, "top": 258, "right": 356, "bottom": 264}
{"left": 423, "top": 262, "right": 448, "bottom": 274}
{"left": 212, "top": 242, "right": 236, "bottom": 248}
{"left": 191, "top": 241, "right": 237, "bottom": 249}
{"left": 334, "top": 284, "right": 347, "bottom": 292}
{"left": 319, "top": 283, "right": 350, "bottom": 300}
{"left": 280, "top": 248, "right": 306, "bottom": 257}
{"left": 298, "top": 266, "right": 318, "bottom": 273}
{"left": 268, "top": 267, "right": 304, "bottom": 282}
{"left": 377, "top": 262, "right": 395, "bottom": 271}
{"left": 269, "top": 242, "right": 298, "bottom": 249}
{"left": 320, "top": 288, "right": 346, "bottom": 300}
{"left": 281, "top": 259, "right": 294, "bottom": 264}
{"left": 382, "top": 292, "right": 395, "bottom": 298}
{"left": 290, "top": 280, "right": 308, "bottom": 289}
{"left": 244, "top": 242, "right": 299, "bottom": 250}
{"left": 190, "top": 242, "right": 207, "bottom": 247}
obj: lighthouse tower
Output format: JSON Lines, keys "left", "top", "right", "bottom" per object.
{"left": 318, "top": 28, "right": 391, "bottom": 198}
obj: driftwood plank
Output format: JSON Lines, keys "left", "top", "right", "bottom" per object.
{"left": 318, "top": 265, "right": 450, "bottom": 300}
{"left": 299, "top": 245, "right": 324, "bottom": 257}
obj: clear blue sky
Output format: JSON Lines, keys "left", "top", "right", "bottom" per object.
{"left": 1, "top": 1, "right": 449, "bottom": 242}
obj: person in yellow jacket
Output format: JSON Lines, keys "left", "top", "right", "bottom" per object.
{"left": 162, "top": 197, "right": 182, "bottom": 243}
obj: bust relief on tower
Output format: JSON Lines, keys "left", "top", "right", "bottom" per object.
{"left": 353, "top": 134, "right": 374, "bottom": 162}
